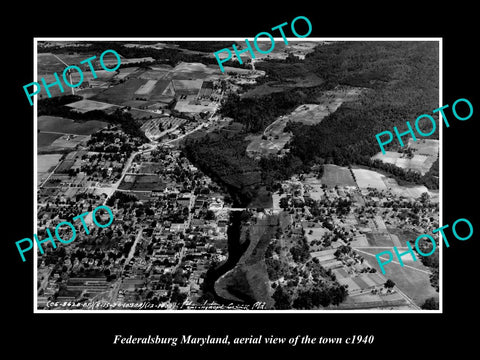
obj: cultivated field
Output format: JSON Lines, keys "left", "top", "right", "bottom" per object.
{"left": 365, "top": 232, "right": 403, "bottom": 247}
{"left": 172, "top": 79, "right": 203, "bottom": 95}
{"left": 50, "top": 134, "right": 90, "bottom": 149}
{"left": 246, "top": 86, "right": 363, "bottom": 158}
{"left": 371, "top": 138, "right": 439, "bottom": 175}
{"left": 66, "top": 99, "right": 116, "bottom": 113}
{"left": 119, "top": 174, "right": 166, "bottom": 191}
{"left": 137, "top": 162, "right": 164, "bottom": 174}
{"left": 38, "top": 116, "right": 108, "bottom": 135}
{"left": 38, "top": 133, "right": 63, "bottom": 148}
{"left": 171, "top": 62, "right": 221, "bottom": 80}
{"left": 115, "top": 67, "right": 140, "bottom": 81}
{"left": 174, "top": 99, "right": 217, "bottom": 113}
{"left": 356, "top": 248, "right": 438, "bottom": 306}
{"left": 352, "top": 168, "right": 388, "bottom": 189}
{"left": 134, "top": 80, "right": 158, "bottom": 95}
{"left": 371, "top": 152, "right": 435, "bottom": 175}
{"left": 245, "top": 132, "right": 290, "bottom": 158}
{"left": 410, "top": 139, "right": 439, "bottom": 156}
{"left": 92, "top": 78, "right": 147, "bottom": 105}
{"left": 37, "top": 154, "right": 63, "bottom": 185}
{"left": 322, "top": 164, "right": 357, "bottom": 187}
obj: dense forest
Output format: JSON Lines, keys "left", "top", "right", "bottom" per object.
{"left": 206, "top": 41, "right": 440, "bottom": 191}
{"left": 38, "top": 41, "right": 247, "bottom": 70}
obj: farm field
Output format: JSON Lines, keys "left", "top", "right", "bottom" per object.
{"left": 66, "top": 99, "right": 116, "bottom": 113}
{"left": 37, "top": 154, "right": 62, "bottom": 173}
{"left": 250, "top": 40, "right": 319, "bottom": 61}
{"left": 371, "top": 151, "right": 436, "bottom": 175}
{"left": 246, "top": 87, "right": 363, "bottom": 158}
{"left": 118, "top": 174, "right": 166, "bottom": 191}
{"left": 409, "top": 138, "right": 439, "bottom": 156}
{"left": 50, "top": 134, "right": 90, "bottom": 149}
{"left": 371, "top": 139, "right": 439, "bottom": 175}
{"left": 137, "top": 162, "right": 164, "bottom": 174}
{"left": 70, "top": 69, "right": 117, "bottom": 82}
{"left": 38, "top": 116, "right": 108, "bottom": 135}
{"left": 321, "top": 164, "right": 357, "bottom": 187}
{"left": 171, "top": 62, "right": 221, "bottom": 80}
{"left": 174, "top": 99, "right": 217, "bottom": 113}
{"left": 134, "top": 80, "right": 158, "bottom": 95}
{"left": 356, "top": 248, "right": 437, "bottom": 306}
{"left": 141, "top": 117, "right": 187, "bottom": 141}
{"left": 92, "top": 76, "right": 173, "bottom": 106}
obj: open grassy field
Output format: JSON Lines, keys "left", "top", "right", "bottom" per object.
{"left": 38, "top": 116, "right": 108, "bottom": 135}
{"left": 321, "top": 164, "right": 357, "bottom": 187}
{"left": 50, "top": 134, "right": 90, "bottom": 149}
{"left": 409, "top": 138, "right": 439, "bottom": 156}
{"left": 352, "top": 168, "right": 387, "bottom": 189}
{"left": 37, "top": 154, "right": 62, "bottom": 173}
{"left": 246, "top": 87, "right": 362, "bottom": 158}
{"left": 38, "top": 132, "right": 63, "bottom": 148}
{"left": 371, "top": 151, "right": 435, "bottom": 175}
{"left": 70, "top": 69, "right": 116, "bottom": 82}
{"left": 138, "top": 69, "right": 172, "bottom": 80}
{"left": 134, "top": 80, "right": 158, "bottom": 95}
{"left": 141, "top": 117, "right": 187, "bottom": 140}
{"left": 245, "top": 132, "right": 290, "bottom": 158}
{"left": 215, "top": 213, "right": 277, "bottom": 306}
{"left": 365, "top": 232, "right": 403, "bottom": 247}
{"left": 174, "top": 99, "right": 216, "bottom": 113}
{"left": 371, "top": 138, "right": 439, "bottom": 175}
{"left": 37, "top": 154, "right": 63, "bottom": 185}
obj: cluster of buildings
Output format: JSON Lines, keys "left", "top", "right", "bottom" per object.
{"left": 268, "top": 173, "right": 439, "bottom": 309}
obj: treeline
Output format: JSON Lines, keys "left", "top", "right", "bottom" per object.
{"left": 38, "top": 95, "right": 148, "bottom": 142}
